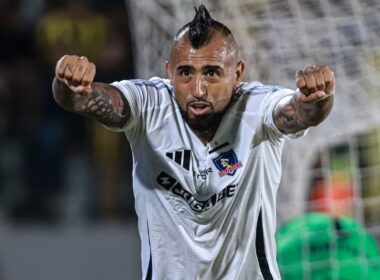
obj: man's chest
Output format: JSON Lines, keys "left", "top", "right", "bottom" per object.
{"left": 143, "top": 118, "right": 254, "bottom": 204}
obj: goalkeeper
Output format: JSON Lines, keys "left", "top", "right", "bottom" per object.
{"left": 52, "top": 5, "right": 334, "bottom": 280}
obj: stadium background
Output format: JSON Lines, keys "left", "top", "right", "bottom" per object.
{"left": 1, "top": 0, "right": 380, "bottom": 279}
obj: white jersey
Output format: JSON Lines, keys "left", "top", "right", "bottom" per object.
{"left": 111, "top": 77, "right": 305, "bottom": 280}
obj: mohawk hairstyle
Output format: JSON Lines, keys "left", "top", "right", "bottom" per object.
{"left": 176, "top": 4, "right": 234, "bottom": 49}
{"left": 188, "top": 5, "right": 214, "bottom": 48}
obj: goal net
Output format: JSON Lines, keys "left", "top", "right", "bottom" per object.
{"left": 126, "top": 0, "right": 380, "bottom": 277}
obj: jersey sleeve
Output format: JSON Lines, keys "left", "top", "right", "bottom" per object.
{"left": 109, "top": 78, "right": 172, "bottom": 143}
{"left": 241, "top": 83, "right": 307, "bottom": 144}
{"left": 261, "top": 87, "right": 308, "bottom": 143}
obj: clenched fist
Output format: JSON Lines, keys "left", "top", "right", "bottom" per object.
{"left": 295, "top": 65, "right": 335, "bottom": 103}
{"left": 55, "top": 55, "right": 96, "bottom": 95}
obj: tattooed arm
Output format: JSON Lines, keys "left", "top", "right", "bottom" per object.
{"left": 52, "top": 55, "right": 130, "bottom": 128}
{"left": 273, "top": 65, "right": 335, "bottom": 134}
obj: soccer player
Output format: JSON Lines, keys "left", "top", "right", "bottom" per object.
{"left": 52, "top": 5, "right": 334, "bottom": 280}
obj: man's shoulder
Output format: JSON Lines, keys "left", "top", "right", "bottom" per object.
{"left": 230, "top": 81, "right": 295, "bottom": 116}
{"left": 126, "top": 77, "right": 174, "bottom": 93}
{"left": 236, "top": 81, "right": 285, "bottom": 97}
{"left": 111, "top": 77, "right": 175, "bottom": 113}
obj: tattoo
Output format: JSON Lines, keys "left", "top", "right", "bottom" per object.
{"left": 53, "top": 79, "right": 130, "bottom": 127}
{"left": 273, "top": 96, "right": 307, "bottom": 134}
{"left": 273, "top": 93, "right": 333, "bottom": 134}
{"left": 79, "top": 83, "right": 129, "bottom": 127}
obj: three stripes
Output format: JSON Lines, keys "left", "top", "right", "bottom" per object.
{"left": 166, "top": 150, "right": 191, "bottom": 171}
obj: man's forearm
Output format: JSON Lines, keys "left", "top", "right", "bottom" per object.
{"left": 273, "top": 92, "right": 333, "bottom": 134}
{"left": 53, "top": 78, "right": 130, "bottom": 128}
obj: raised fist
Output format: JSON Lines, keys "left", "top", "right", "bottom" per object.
{"left": 55, "top": 55, "right": 96, "bottom": 95}
{"left": 295, "top": 65, "right": 335, "bottom": 103}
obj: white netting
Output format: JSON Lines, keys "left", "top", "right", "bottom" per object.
{"left": 126, "top": 0, "right": 380, "bottom": 241}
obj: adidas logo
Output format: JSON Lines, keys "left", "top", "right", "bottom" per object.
{"left": 166, "top": 149, "right": 191, "bottom": 171}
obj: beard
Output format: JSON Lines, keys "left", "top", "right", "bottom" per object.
{"left": 179, "top": 106, "right": 225, "bottom": 132}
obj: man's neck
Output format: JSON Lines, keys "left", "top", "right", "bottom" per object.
{"left": 183, "top": 95, "right": 238, "bottom": 145}
{"left": 193, "top": 125, "right": 219, "bottom": 145}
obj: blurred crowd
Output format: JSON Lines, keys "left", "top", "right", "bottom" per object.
{"left": 0, "top": 0, "right": 135, "bottom": 224}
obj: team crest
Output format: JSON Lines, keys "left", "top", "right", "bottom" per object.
{"left": 213, "top": 150, "right": 243, "bottom": 177}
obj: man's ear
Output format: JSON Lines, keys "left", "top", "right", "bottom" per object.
{"left": 235, "top": 60, "right": 245, "bottom": 87}
{"left": 165, "top": 61, "right": 173, "bottom": 81}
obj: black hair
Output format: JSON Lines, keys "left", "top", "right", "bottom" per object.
{"left": 176, "top": 4, "right": 235, "bottom": 49}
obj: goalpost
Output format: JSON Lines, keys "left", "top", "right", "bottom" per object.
{"left": 126, "top": 0, "right": 380, "bottom": 277}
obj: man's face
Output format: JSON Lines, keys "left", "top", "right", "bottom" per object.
{"left": 166, "top": 32, "right": 244, "bottom": 131}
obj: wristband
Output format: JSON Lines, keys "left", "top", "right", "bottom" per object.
{"left": 320, "top": 91, "right": 334, "bottom": 100}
